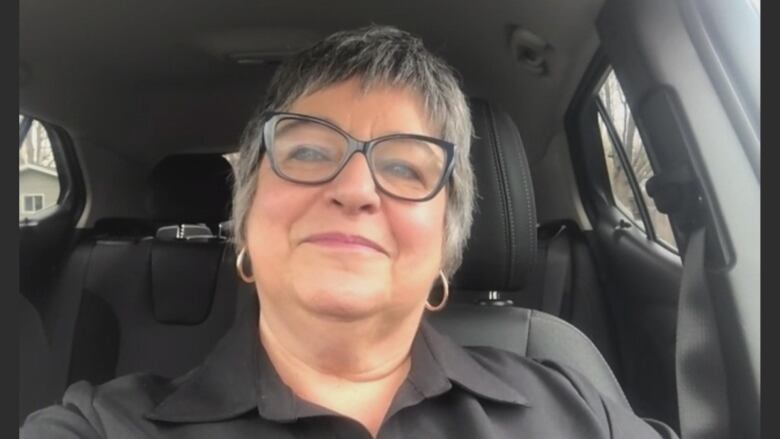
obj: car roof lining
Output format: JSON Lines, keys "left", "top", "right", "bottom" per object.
{"left": 20, "top": 0, "right": 604, "bottom": 168}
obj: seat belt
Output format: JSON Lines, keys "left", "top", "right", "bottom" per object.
{"left": 675, "top": 227, "right": 730, "bottom": 439}
{"left": 541, "top": 224, "right": 571, "bottom": 318}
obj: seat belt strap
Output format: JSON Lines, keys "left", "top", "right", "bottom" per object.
{"left": 675, "top": 227, "right": 730, "bottom": 439}
{"left": 542, "top": 225, "right": 571, "bottom": 317}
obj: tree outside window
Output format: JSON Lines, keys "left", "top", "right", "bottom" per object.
{"left": 597, "top": 70, "right": 677, "bottom": 251}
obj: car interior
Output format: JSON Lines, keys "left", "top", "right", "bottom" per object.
{"left": 18, "top": 0, "right": 760, "bottom": 437}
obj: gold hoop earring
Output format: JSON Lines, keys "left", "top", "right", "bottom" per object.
{"left": 425, "top": 271, "right": 449, "bottom": 312}
{"left": 236, "top": 247, "right": 254, "bottom": 283}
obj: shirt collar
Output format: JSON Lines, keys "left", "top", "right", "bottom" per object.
{"left": 416, "top": 319, "right": 529, "bottom": 406}
{"left": 144, "top": 304, "right": 262, "bottom": 423}
{"left": 145, "top": 305, "right": 529, "bottom": 424}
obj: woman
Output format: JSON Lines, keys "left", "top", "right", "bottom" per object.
{"left": 21, "top": 25, "right": 675, "bottom": 438}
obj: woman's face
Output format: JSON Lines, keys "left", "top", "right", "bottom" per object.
{"left": 245, "top": 78, "right": 447, "bottom": 322}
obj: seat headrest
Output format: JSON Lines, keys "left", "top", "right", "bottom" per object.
{"left": 147, "top": 154, "right": 233, "bottom": 223}
{"left": 156, "top": 224, "right": 218, "bottom": 241}
{"left": 452, "top": 99, "right": 537, "bottom": 292}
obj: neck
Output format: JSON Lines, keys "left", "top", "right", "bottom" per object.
{"left": 257, "top": 299, "right": 423, "bottom": 437}
{"left": 258, "top": 300, "right": 422, "bottom": 381}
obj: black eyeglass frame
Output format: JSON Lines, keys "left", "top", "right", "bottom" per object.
{"left": 260, "top": 111, "right": 457, "bottom": 202}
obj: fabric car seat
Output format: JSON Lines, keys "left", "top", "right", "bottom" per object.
{"left": 426, "top": 98, "right": 630, "bottom": 407}
{"left": 66, "top": 154, "right": 240, "bottom": 384}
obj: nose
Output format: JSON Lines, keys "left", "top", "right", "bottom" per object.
{"left": 325, "top": 153, "right": 381, "bottom": 214}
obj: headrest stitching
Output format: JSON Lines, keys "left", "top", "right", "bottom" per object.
{"left": 506, "top": 115, "right": 537, "bottom": 277}
{"left": 485, "top": 104, "right": 515, "bottom": 289}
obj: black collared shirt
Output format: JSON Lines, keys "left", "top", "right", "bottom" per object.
{"left": 21, "top": 305, "right": 677, "bottom": 438}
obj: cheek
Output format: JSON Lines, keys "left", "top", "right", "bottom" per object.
{"left": 245, "top": 162, "right": 304, "bottom": 261}
{"left": 388, "top": 195, "right": 447, "bottom": 270}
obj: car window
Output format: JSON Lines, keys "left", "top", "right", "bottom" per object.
{"left": 19, "top": 117, "right": 61, "bottom": 221}
{"left": 596, "top": 70, "right": 678, "bottom": 252}
{"left": 596, "top": 112, "right": 646, "bottom": 230}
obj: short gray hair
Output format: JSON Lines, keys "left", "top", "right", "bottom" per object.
{"left": 232, "top": 25, "right": 475, "bottom": 278}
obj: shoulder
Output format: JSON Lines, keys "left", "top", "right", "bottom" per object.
{"left": 462, "top": 346, "right": 678, "bottom": 439}
{"left": 20, "top": 372, "right": 190, "bottom": 439}
{"left": 463, "top": 345, "right": 606, "bottom": 410}
{"left": 464, "top": 345, "right": 596, "bottom": 394}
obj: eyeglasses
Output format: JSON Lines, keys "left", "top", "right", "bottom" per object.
{"left": 261, "top": 112, "right": 456, "bottom": 201}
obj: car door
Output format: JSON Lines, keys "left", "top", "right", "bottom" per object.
{"left": 567, "top": 53, "right": 684, "bottom": 432}
{"left": 19, "top": 116, "right": 85, "bottom": 303}
{"left": 568, "top": 0, "right": 759, "bottom": 437}
{"left": 18, "top": 116, "right": 86, "bottom": 422}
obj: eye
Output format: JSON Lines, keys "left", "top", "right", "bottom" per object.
{"left": 287, "top": 146, "right": 331, "bottom": 162}
{"left": 380, "top": 161, "right": 423, "bottom": 181}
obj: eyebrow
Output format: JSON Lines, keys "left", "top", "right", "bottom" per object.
{"left": 294, "top": 112, "right": 435, "bottom": 139}
{"left": 306, "top": 113, "right": 340, "bottom": 127}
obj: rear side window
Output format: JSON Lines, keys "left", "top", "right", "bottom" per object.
{"left": 19, "top": 117, "right": 61, "bottom": 220}
{"left": 596, "top": 113, "right": 646, "bottom": 229}
{"left": 595, "top": 70, "right": 678, "bottom": 252}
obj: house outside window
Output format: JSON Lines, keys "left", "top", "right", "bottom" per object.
{"left": 21, "top": 194, "right": 44, "bottom": 213}
{"left": 19, "top": 118, "right": 60, "bottom": 220}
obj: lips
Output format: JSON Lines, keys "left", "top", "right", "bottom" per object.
{"left": 302, "top": 232, "right": 388, "bottom": 255}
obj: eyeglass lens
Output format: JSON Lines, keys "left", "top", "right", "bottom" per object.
{"left": 269, "top": 116, "right": 447, "bottom": 200}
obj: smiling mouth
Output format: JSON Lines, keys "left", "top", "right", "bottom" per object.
{"left": 302, "top": 233, "right": 388, "bottom": 255}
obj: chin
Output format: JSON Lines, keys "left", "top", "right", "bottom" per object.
{"left": 294, "top": 277, "right": 389, "bottom": 320}
{"left": 286, "top": 253, "right": 392, "bottom": 317}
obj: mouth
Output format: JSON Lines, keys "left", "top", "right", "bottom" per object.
{"left": 302, "top": 233, "right": 388, "bottom": 255}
